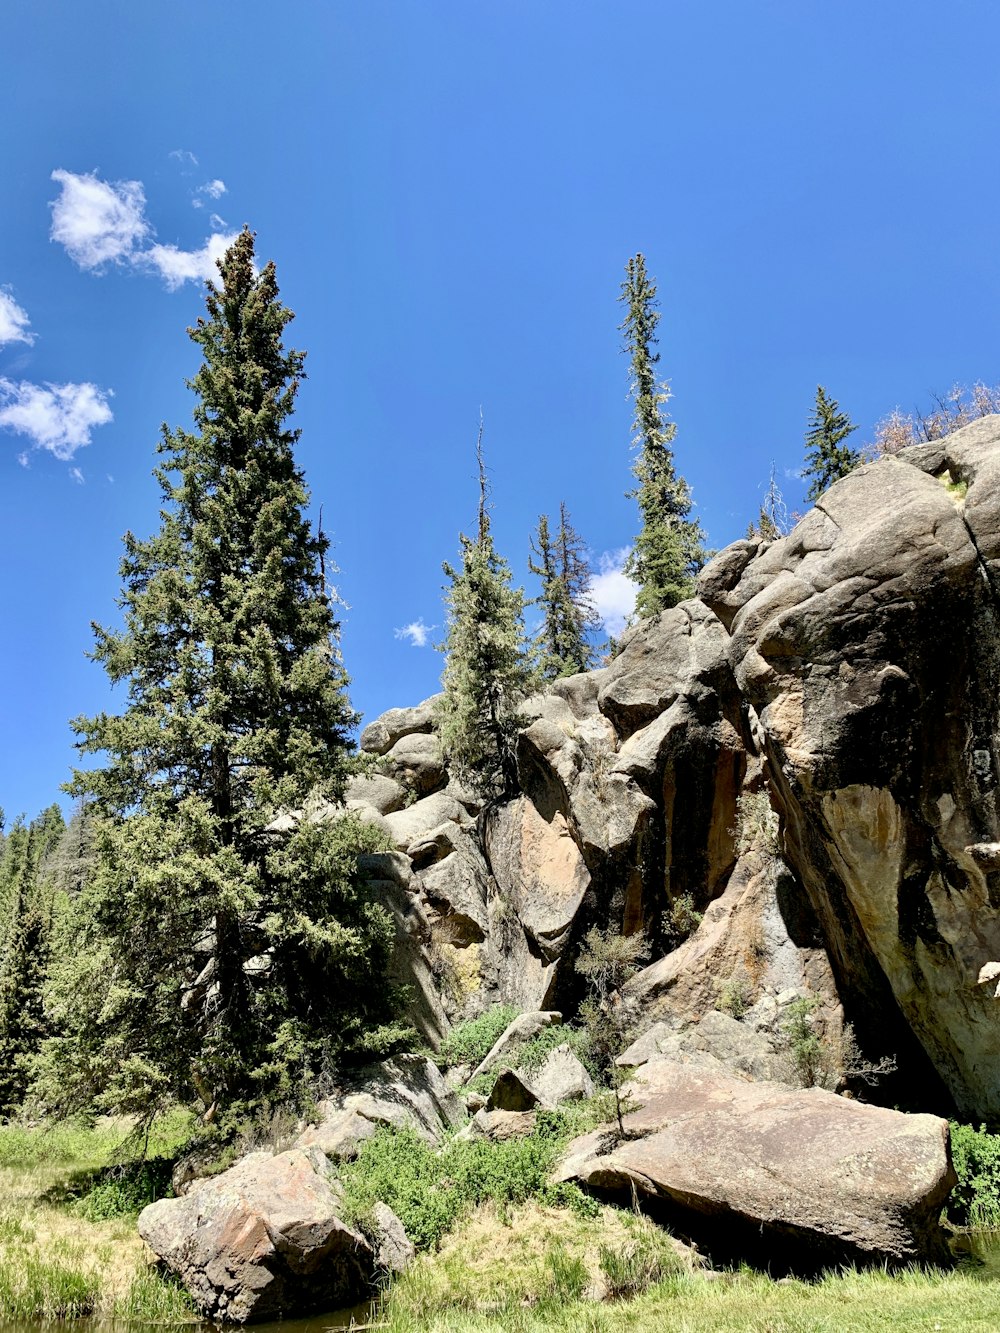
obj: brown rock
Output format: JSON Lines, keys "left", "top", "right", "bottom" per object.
{"left": 138, "top": 1149, "right": 372, "bottom": 1323}
{"left": 556, "top": 1060, "right": 954, "bottom": 1270}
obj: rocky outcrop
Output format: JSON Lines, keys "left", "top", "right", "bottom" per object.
{"left": 701, "top": 418, "right": 1000, "bottom": 1119}
{"left": 557, "top": 1060, "right": 955, "bottom": 1270}
{"left": 138, "top": 1149, "right": 372, "bottom": 1323}
{"left": 296, "top": 1055, "right": 464, "bottom": 1151}
{"left": 358, "top": 422, "right": 1000, "bottom": 1122}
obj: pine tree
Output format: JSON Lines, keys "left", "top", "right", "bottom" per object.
{"left": 802, "top": 385, "right": 860, "bottom": 501}
{"left": 437, "top": 422, "right": 532, "bottom": 799}
{"left": 529, "top": 502, "right": 600, "bottom": 679}
{"left": 619, "top": 254, "right": 705, "bottom": 617}
{"left": 0, "top": 809, "right": 63, "bottom": 1117}
{"left": 40, "top": 229, "right": 403, "bottom": 1129}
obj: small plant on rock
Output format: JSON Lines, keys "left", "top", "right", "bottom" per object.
{"left": 716, "top": 970, "right": 753, "bottom": 1020}
{"left": 575, "top": 926, "right": 645, "bottom": 1137}
{"left": 732, "top": 790, "right": 781, "bottom": 862}
{"left": 661, "top": 892, "right": 703, "bottom": 950}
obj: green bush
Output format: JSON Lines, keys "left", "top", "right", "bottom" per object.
{"left": 73, "top": 1155, "right": 175, "bottom": 1220}
{"left": 949, "top": 1122, "right": 1000, "bottom": 1228}
{"left": 438, "top": 1006, "right": 520, "bottom": 1069}
{"left": 338, "top": 1114, "right": 596, "bottom": 1251}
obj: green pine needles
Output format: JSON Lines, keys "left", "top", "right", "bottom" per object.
{"left": 619, "top": 254, "right": 705, "bottom": 617}
{"left": 39, "top": 229, "right": 404, "bottom": 1131}
{"left": 529, "top": 502, "right": 600, "bottom": 680}
{"left": 802, "top": 385, "right": 860, "bottom": 501}
{"left": 437, "top": 423, "right": 532, "bottom": 800}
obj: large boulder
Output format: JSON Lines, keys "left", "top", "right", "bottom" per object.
{"left": 359, "top": 695, "right": 441, "bottom": 755}
{"left": 379, "top": 731, "right": 446, "bottom": 796}
{"left": 556, "top": 1060, "right": 955, "bottom": 1271}
{"left": 138, "top": 1149, "right": 372, "bottom": 1323}
{"left": 705, "top": 423, "right": 1000, "bottom": 1119}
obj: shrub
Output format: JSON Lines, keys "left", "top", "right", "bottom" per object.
{"left": 338, "top": 1116, "right": 597, "bottom": 1252}
{"left": 661, "top": 893, "right": 703, "bottom": 950}
{"left": 438, "top": 1005, "right": 520, "bottom": 1070}
{"left": 716, "top": 972, "right": 753, "bottom": 1020}
{"left": 731, "top": 791, "right": 781, "bottom": 861}
{"left": 73, "top": 1155, "right": 175, "bottom": 1220}
{"left": 949, "top": 1122, "right": 1000, "bottom": 1228}
{"left": 781, "top": 997, "right": 824, "bottom": 1087}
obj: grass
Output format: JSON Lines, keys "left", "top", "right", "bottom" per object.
{"left": 0, "top": 1112, "right": 199, "bottom": 1323}
{"left": 439, "top": 1005, "right": 521, "bottom": 1069}
{"left": 379, "top": 1237, "right": 1000, "bottom": 1332}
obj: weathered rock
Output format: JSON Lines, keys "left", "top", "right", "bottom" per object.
{"left": 360, "top": 853, "right": 450, "bottom": 1047}
{"left": 628, "top": 854, "right": 841, "bottom": 1047}
{"left": 380, "top": 731, "right": 446, "bottom": 796}
{"left": 295, "top": 1109, "right": 378, "bottom": 1162}
{"left": 383, "top": 792, "right": 468, "bottom": 855}
{"left": 530, "top": 1044, "right": 595, "bottom": 1105}
{"left": 301, "top": 1055, "right": 464, "bottom": 1148}
{"left": 371, "top": 1202, "right": 414, "bottom": 1275}
{"left": 716, "top": 428, "right": 1000, "bottom": 1119}
{"left": 597, "top": 599, "right": 734, "bottom": 740}
{"left": 556, "top": 1060, "right": 955, "bottom": 1270}
{"left": 417, "top": 841, "right": 490, "bottom": 943}
{"left": 455, "top": 1107, "right": 538, "bottom": 1142}
{"left": 139, "top": 1149, "right": 372, "bottom": 1323}
{"left": 617, "top": 1009, "right": 794, "bottom": 1086}
{"left": 469, "top": 1009, "right": 562, "bottom": 1082}
{"left": 343, "top": 772, "right": 407, "bottom": 816}
{"left": 359, "top": 695, "right": 441, "bottom": 755}
{"left": 484, "top": 795, "right": 590, "bottom": 1011}
{"left": 486, "top": 1067, "right": 542, "bottom": 1112}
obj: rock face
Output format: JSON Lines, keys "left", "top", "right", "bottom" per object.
{"left": 138, "top": 1149, "right": 372, "bottom": 1323}
{"left": 359, "top": 422, "right": 1000, "bottom": 1122}
{"left": 557, "top": 1060, "right": 955, "bottom": 1270}
{"left": 701, "top": 419, "right": 1000, "bottom": 1119}
{"left": 297, "top": 1054, "right": 464, "bottom": 1151}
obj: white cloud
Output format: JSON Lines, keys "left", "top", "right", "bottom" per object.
{"left": 394, "top": 619, "right": 436, "bottom": 648}
{"left": 69, "top": 466, "right": 84, "bottom": 484}
{"left": 50, "top": 169, "right": 150, "bottom": 269}
{"left": 209, "top": 212, "right": 227, "bottom": 230}
{"left": 591, "top": 548, "right": 637, "bottom": 636}
{"left": 0, "top": 289, "right": 34, "bottom": 347}
{"left": 0, "top": 378, "right": 113, "bottom": 459}
{"left": 170, "top": 149, "right": 199, "bottom": 167}
{"left": 199, "top": 179, "right": 226, "bottom": 200}
{"left": 142, "top": 230, "right": 240, "bottom": 291}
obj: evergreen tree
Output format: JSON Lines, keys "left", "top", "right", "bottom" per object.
{"left": 619, "top": 254, "right": 705, "bottom": 617}
{"left": 40, "top": 229, "right": 402, "bottom": 1129}
{"left": 529, "top": 502, "right": 600, "bottom": 679}
{"left": 802, "top": 385, "right": 860, "bottom": 501}
{"left": 0, "top": 809, "right": 63, "bottom": 1117}
{"left": 437, "top": 422, "right": 532, "bottom": 799}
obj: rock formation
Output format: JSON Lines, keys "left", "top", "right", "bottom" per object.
{"left": 368, "top": 418, "right": 1000, "bottom": 1123}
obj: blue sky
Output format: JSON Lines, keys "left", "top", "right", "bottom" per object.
{"left": 3, "top": 0, "right": 1000, "bottom": 820}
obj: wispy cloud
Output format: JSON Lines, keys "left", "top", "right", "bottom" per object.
{"left": 69, "top": 466, "right": 84, "bottom": 484}
{"left": 395, "top": 618, "right": 436, "bottom": 648}
{"left": 50, "top": 168, "right": 236, "bottom": 291}
{"left": 591, "top": 548, "right": 637, "bottom": 636}
{"left": 49, "top": 169, "right": 150, "bottom": 269}
{"left": 0, "top": 378, "right": 113, "bottom": 460}
{"left": 199, "top": 178, "right": 226, "bottom": 200}
{"left": 142, "top": 232, "right": 240, "bottom": 291}
{"left": 0, "top": 289, "right": 34, "bottom": 347}
{"left": 169, "top": 149, "right": 198, "bottom": 167}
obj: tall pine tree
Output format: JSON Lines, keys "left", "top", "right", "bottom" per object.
{"left": 620, "top": 254, "right": 705, "bottom": 617}
{"left": 0, "top": 808, "right": 64, "bottom": 1118}
{"left": 437, "top": 422, "right": 532, "bottom": 799}
{"left": 40, "top": 229, "right": 402, "bottom": 1129}
{"left": 529, "top": 502, "right": 600, "bottom": 679}
{"left": 802, "top": 385, "right": 860, "bottom": 501}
